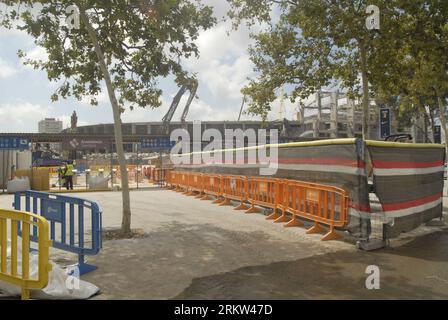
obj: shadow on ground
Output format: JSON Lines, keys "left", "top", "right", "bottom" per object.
{"left": 173, "top": 229, "right": 448, "bottom": 300}
{"left": 84, "top": 221, "right": 339, "bottom": 299}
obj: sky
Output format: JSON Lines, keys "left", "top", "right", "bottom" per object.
{"left": 0, "top": 1, "right": 297, "bottom": 133}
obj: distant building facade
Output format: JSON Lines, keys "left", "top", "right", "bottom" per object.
{"left": 38, "top": 118, "right": 63, "bottom": 151}
{"left": 38, "top": 118, "right": 63, "bottom": 134}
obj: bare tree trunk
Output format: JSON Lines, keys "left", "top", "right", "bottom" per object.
{"left": 78, "top": 3, "right": 132, "bottom": 236}
{"left": 437, "top": 96, "right": 448, "bottom": 155}
{"left": 429, "top": 107, "right": 435, "bottom": 143}
{"left": 359, "top": 41, "right": 370, "bottom": 140}
{"left": 423, "top": 107, "right": 429, "bottom": 143}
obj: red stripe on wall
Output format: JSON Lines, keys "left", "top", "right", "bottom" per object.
{"left": 349, "top": 202, "right": 371, "bottom": 213}
{"left": 275, "top": 158, "right": 366, "bottom": 168}
{"left": 382, "top": 193, "right": 442, "bottom": 211}
{"left": 372, "top": 160, "right": 444, "bottom": 169}
{"left": 194, "top": 157, "right": 366, "bottom": 168}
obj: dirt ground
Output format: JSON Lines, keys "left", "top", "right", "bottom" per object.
{"left": 1, "top": 188, "right": 447, "bottom": 299}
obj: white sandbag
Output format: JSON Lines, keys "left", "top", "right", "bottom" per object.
{"left": 7, "top": 177, "right": 30, "bottom": 194}
{"left": 0, "top": 240, "right": 100, "bottom": 300}
{"left": 88, "top": 175, "right": 108, "bottom": 190}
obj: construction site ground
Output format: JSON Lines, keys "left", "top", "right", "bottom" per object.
{"left": 1, "top": 188, "right": 447, "bottom": 300}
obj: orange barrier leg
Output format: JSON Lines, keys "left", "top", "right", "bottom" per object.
{"left": 274, "top": 210, "right": 291, "bottom": 223}
{"left": 306, "top": 222, "right": 325, "bottom": 234}
{"left": 321, "top": 226, "right": 341, "bottom": 241}
{"left": 245, "top": 204, "right": 260, "bottom": 214}
{"left": 234, "top": 202, "right": 248, "bottom": 211}
{"left": 266, "top": 209, "right": 281, "bottom": 220}
{"left": 284, "top": 216, "right": 304, "bottom": 228}
{"left": 200, "top": 195, "right": 211, "bottom": 200}
{"left": 212, "top": 197, "right": 223, "bottom": 204}
{"left": 195, "top": 193, "right": 204, "bottom": 199}
{"left": 218, "top": 198, "right": 232, "bottom": 206}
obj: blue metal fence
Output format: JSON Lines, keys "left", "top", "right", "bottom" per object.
{"left": 13, "top": 190, "right": 102, "bottom": 275}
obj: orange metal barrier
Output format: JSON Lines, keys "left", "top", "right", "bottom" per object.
{"left": 201, "top": 174, "right": 222, "bottom": 203}
{"left": 167, "top": 171, "right": 349, "bottom": 241}
{"left": 175, "top": 172, "right": 189, "bottom": 192}
{"left": 166, "top": 170, "right": 176, "bottom": 188}
{"left": 276, "top": 181, "right": 349, "bottom": 240}
{"left": 149, "top": 168, "right": 170, "bottom": 186}
{"left": 245, "top": 177, "right": 282, "bottom": 214}
{"left": 220, "top": 175, "right": 249, "bottom": 210}
{"left": 187, "top": 173, "right": 205, "bottom": 198}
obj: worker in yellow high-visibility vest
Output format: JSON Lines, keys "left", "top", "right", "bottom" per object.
{"left": 64, "top": 160, "right": 75, "bottom": 190}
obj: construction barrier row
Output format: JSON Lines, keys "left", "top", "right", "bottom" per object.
{"left": 166, "top": 171, "right": 349, "bottom": 241}
{"left": 13, "top": 191, "right": 102, "bottom": 275}
{"left": 148, "top": 168, "right": 168, "bottom": 185}
{"left": 170, "top": 138, "right": 446, "bottom": 245}
{"left": 0, "top": 209, "right": 52, "bottom": 300}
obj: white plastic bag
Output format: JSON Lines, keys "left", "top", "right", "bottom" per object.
{"left": 7, "top": 177, "right": 30, "bottom": 194}
{"left": 0, "top": 240, "right": 100, "bottom": 300}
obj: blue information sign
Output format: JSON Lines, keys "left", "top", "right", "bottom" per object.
{"left": 434, "top": 125, "right": 442, "bottom": 144}
{"left": 42, "top": 199, "right": 64, "bottom": 223}
{"left": 140, "top": 137, "right": 176, "bottom": 150}
{"left": 0, "top": 137, "right": 29, "bottom": 150}
{"left": 379, "top": 108, "right": 391, "bottom": 139}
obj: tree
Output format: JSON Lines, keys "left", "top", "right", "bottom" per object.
{"left": 370, "top": 0, "right": 448, "bottom": 145}
{"left": 1, "top": 0, "right": 216, "bottom": 236}
{"left": 228, "top": 0, "right": 391, "bottom": 139}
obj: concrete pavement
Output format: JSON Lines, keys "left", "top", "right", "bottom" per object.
{"left": 0, "top": 188, "right": 447, "bottom": 299}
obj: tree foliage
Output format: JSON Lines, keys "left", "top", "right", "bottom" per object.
{"left": 227, "top": 0, "right": 448, "bottom": 140}
{"left": 1, "top": 0, "right": 215, "bottom": 109}
{"left": 1, "top": 0, "right": 216, "bottom": 235}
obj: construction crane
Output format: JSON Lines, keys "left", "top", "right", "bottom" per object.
{"left": 238, "top": 95, "right": 246, "bottom": 121}
{"left": 278, "top": 86, "right": 286, "bottom": 120}
{"left": 162, "top": 83, "right": 198, "bottom": 132}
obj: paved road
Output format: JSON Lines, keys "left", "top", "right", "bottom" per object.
{"left": 0, "top": 189, "right": 447, "bottom": 299}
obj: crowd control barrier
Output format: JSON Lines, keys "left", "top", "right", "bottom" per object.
{"left": 170, "top": 138, "right": 445, "bottom": 247}
{"left": 168, "top": 171, "right": 349, "bottom": 241}
{"left": 279, "top": 181, "right": 349, "bottom": 241}
{"left": 13, "top": 191, "right": 102, "bottom": 275}
{"left": 0, "top": 209, "right": 52, "bottom": 300}
{"left": 220, "top": 175, "right": 249, "bottom": 210}
{"left": 187, "top": 172, "right": 205, "bottom": 198}
{"left": 246, "top": 177, "right": 282, "bottom": 214}
{"left": 201, "top": 174, "right": 223, "bottom": 203}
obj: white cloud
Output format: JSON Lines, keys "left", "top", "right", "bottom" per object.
{"left": 0, "top": 102, "right": 51, "bottom": 132}
{"left": 0, "top": 57, "right": 18, "bottom": 79}
{"left": 181, "top": 13, "right": 270, "bottom": 122}
{"left": 21, "top": 46, "right": 49, "bottom": 70}
{"left": 80, "top": 87, "right": 110, "bottom": 106}
{"left": 0, "top": 1, "right": 287, "bottom": 132}
{"left": 0, "top": 101, "right": 91, "bottom": 132}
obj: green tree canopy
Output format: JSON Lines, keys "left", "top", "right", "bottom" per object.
{"left": 1, "top": 0, "right": 216, "bottom": 235}
{"left": 2, "top": 0, "right": 215, "bottom": 108}
{"left": 228, "top": 0, "right": 393, "bottom": 137}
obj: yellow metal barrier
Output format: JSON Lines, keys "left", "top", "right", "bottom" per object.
{"left": 0, "top": 209, "right": 52, "bottom": 300}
